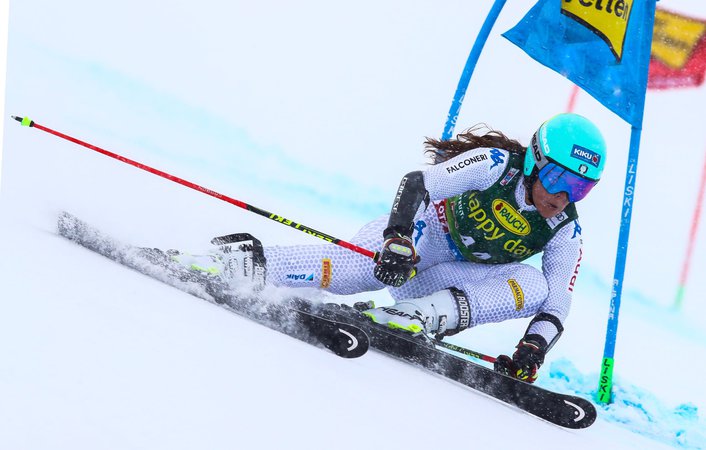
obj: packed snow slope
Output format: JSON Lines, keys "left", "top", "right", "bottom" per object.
{"left": 2, "top": 1, "right": 706, "bottom": 449}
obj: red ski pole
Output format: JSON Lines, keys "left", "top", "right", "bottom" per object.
{"left": 434, "top": 339, "right": 497, "bottom": 364}
{"left": 12, "top": 115, "right": 377, "bottom": 260}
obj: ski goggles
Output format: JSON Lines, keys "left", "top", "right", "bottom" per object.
{"left": 537, "top": 162, "right": 598, "bottom": 203}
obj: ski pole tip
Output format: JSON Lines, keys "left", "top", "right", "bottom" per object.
{"left": 11, "top": 116, "right": 34, "bottom": 127}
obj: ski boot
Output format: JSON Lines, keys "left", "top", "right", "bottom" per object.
{"left": 167, "top": 233, "right": 267, "bottom": 300}
{"left": 360, "top": 288, "right": 471, "bottom": 337}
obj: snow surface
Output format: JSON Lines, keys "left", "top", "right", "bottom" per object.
{"left": 2, "top": 1, "right": 706, "bottom": 449}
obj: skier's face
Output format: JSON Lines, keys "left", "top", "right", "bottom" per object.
{"left": 531, "top": 179, "right": 569, "bottom": 218}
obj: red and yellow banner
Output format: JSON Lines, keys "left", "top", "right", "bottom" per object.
{"left": 649, "top": 8, "right": 706, "bottom": 89}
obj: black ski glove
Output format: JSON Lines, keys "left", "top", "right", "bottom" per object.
{"left": 494, "top": 335, "right": 548, "bottom": 384}
{"left": 373, "top": 227, "right": 419, "bottom": 288}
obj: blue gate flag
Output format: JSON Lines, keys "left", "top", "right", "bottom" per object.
{"left": 503, "top": 0, "right": 657, "bottom": 128}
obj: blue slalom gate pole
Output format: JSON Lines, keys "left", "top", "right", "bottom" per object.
{"left": 597, "top": 126, "right": 643, "bottom": 404}
{"left": 597, "top": 0, "right": 656, "bottom": 404}
{"left": 441, "top": 0, "right": 507, "bottom": 141}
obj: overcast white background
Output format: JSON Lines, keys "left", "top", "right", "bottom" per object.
{"left": 2, "top": 1, "right": 706, "bottom": 448}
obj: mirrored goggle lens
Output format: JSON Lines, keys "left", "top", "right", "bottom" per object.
{"left": 538, "top": 163, "right": 598, "bottom": 202}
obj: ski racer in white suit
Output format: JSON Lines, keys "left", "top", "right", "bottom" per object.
{"left": 189, "top": 113, "right": 606, "bottom": 384}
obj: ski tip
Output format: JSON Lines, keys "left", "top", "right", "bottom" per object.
{"left": 559, "top": 398, "right": 597, "bottom": 429}
{"left": 57, "top": 210, "right": 76, "bottom": 224}
{"left": 57, "top": 211, "right": 84, "bottom": 239}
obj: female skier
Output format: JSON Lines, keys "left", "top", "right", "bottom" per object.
{"left": 179, "top": 112, "right": 606, "bottom": 383}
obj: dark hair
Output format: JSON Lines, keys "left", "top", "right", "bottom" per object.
{"left": 424, "top": 124, "right": 527, "bottom": 164}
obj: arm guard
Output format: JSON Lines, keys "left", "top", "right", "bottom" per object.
{"left": 385, "top": 171, "right": 429, "bottom": 238}
{"left": 524, "top": 312, "right": 564, "bottom": 353}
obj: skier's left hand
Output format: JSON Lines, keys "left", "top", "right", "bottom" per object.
{"left": 494, "top": 335, "right": 547, "bottom": 383}
{"left": 374, "top": 229, "right": 419, "bottom": 287}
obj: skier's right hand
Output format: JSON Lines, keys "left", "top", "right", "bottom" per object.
{"left": 373, "top": 229, "right": 419, "bottom": 287}
{"left": 493, "top": 336, "right": 547, "bottom": 384}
